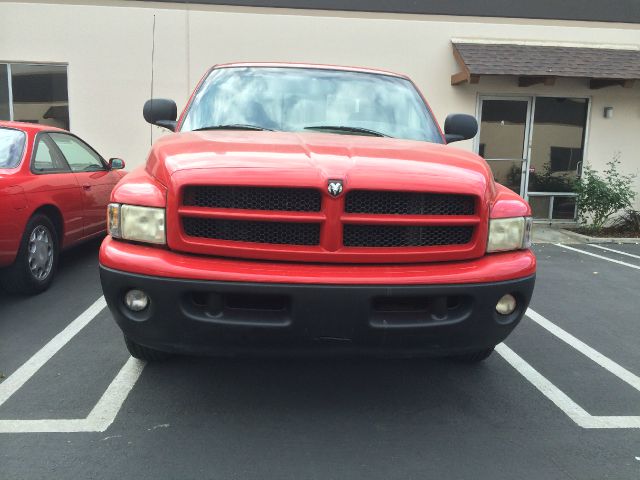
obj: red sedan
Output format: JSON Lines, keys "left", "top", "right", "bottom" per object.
{"left": 0, "top": 121, "right": 125, "bottom": 294}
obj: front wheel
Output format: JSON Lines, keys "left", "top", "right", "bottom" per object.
{"left": 0, "top": 214, "right": 59, "bottom": 295}
{"left": 124, "top": 336, "right": 172, "bottom": 362}
{"left": 448, "top": 347, "right": 495, "bottom": 363}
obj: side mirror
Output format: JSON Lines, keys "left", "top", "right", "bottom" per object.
{"left": 444, "top": 114, "right": 478, "bottom": 143}
{"left": 143, "top": 98, "right": 178, "bottom": 132}
{"left": 109, "top": 158, "right": 125, "bottom": 170}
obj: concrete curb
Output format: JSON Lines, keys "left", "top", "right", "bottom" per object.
{"left": 559, "top": 229, "right": 640, "bottom": 244}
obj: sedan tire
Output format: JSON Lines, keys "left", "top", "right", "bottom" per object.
{"left": 0, "top": 214, "right": 59, "bottom": 295}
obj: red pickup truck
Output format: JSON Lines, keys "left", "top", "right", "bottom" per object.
{"left": 99, "top": 63, "right": 535, "bottom": 362}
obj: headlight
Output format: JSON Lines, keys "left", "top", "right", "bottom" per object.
{"left": 487, "top": 217, "right": 532, "bottom": 253}
{"left": 107, "top": 203, "right": 166, "bottom": 244}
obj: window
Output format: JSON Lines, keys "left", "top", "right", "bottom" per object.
{"left": 0, "top": 65, "right": 9, "bottom": 120}
{"left": 31, "top": 135, "right": 70, "bottom": 173}
{"left": 528, "top": 97, "right": 588, "bottom": 194}
{"left": 48, "top": 133, "right": 105, "bottom": 172}
{"left": 549, "top": 146, "right": 582, "bottom": 172}
{"left": 0, "top": 128, "right": 26, "bottom": 168}
{"left": 478, "top": 99, "right": 529, "bottom": 160}
{"left": 182, "top": 67, "right": 443, "bottom": 143}
{"left": 0, "top": 63, "right": 69, "bottom": 130}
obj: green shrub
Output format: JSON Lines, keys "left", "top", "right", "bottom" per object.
{"left": 573, "top": 154, "right": 637, "bottom": 231}
{"left": 612, "top": 209, "right": 640, "bottom": 234}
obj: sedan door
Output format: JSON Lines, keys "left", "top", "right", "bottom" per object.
{"left": 27, "top": 133, "right": 85, "bottom": 245}
{"left": 48, "top": 133, "right": 119, "bottom": 237}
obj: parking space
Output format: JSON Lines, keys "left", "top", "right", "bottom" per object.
{"left": 1, "top": 241, "right": 640, "bottom": 479}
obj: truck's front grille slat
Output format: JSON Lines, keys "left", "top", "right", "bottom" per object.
{"left": 183, "top": 186, "right": 321, "bottom": 212}
{"left": 176, "top": 185, "right": 482, "bottom": 260}
{"left": 345, "top": 191, "right": 475, "bottom": 216}
{"left": 343, "top": 225, "right": 474, "bottom": 248}
{"left": 183, "top": 217, "right": 321, "bottom": 246}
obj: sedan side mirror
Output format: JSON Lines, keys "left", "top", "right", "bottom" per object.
{"left": 109, "top": 158, "right": 125, "bottom": 170}
{"left": 444, "top": 114, "right": 478, "bottom": 143}
{"left": 143, "top": 98, "right": 178, "bottom": 132}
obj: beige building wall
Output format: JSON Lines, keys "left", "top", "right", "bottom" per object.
{"left": 1, "top": 1, "right": 639, "bottom": 206}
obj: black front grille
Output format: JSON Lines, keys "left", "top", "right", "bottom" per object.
{"left": 183, "top": 186, "right": 321, "bottom": 212}
{"left": 182, "top": 217, "right": 321, "bottom": 246}
{"left": 345, "top": 191, "right": 475, "bottom": 216}
{"left": 343, "top": 225, "right": 473, "bottom": 248}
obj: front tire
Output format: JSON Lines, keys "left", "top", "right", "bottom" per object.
{"left": 0, "top": 214, "right": 59, "bottom": 295}
{"left": 449, "top": 347, "right": 495, "bottom": 363}
{"left": 124, "top": 336, "right": 172, "bottom": 362}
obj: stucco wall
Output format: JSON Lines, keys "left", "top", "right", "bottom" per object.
{"left": 1, "top": 1, "right": 639, "bottom": 206}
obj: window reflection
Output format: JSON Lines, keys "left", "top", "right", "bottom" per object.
{"left": 0, "top": 65, "right": 9, "bottom": 120}
{"left": 11, "top": 64, "right": 69, "bottom": 130}
{"left": 182, "top": 67, "right": 443, "bottom": 143}
{"left": 552, "top": 197, "right": 577, "bottom": 220}
{"left": 486, "top": 160, "right": 522, "bottom": 193}
{"left": 479, "top": 99, "right": 528, "bottom": 160}
{"left": 528, "top": 98, "right": 588, "bottom": 193}
{"left": 529, "top": 196, "right": 550, "bottom": 219}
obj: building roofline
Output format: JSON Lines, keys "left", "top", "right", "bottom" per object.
{"left": 128, "top": 0, "right": 640, "bottom": 25}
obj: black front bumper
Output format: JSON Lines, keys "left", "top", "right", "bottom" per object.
{"left": 100, "top": 266, "right": 535, "bottom": 357}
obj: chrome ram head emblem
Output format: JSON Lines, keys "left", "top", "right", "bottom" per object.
{"left": 327, "top": 180, "right": 344, "bottom": 197}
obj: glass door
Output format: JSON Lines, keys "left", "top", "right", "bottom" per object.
{"left": 526, "top": 97, "right": 589, "bottom": 220}
{"left": 477, "top": 97, "right": 532, "bottom": 195}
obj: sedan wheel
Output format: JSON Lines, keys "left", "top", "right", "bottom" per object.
{"left": 0, "top": 214, "right": 59, "bottom": 295}
{"left": 27, "top": 225, "right": 54, "bottom": 281}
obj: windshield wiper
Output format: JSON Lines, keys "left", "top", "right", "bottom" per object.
{"left": 304, "top": 125, "right": 391, "bottom": 138}
{"left": 193, "top": 124, "right": 275, "bottom": 132}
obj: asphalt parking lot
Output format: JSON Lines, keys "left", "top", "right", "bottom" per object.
{"left": 1, "top": 239, "right": 640, "bottom": 479}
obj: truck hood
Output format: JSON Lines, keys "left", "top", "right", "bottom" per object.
{"left": 146, "top": 131, "right": 494, "bottom": 198}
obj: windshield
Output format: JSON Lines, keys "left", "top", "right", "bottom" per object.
{"left": 0, "top": 128, "right": 26, "bottom": 169}
{"left": 181, "top": 67, "right": 443, "bottom": 143}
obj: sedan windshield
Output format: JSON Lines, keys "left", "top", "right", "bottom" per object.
{"left": 0, "top": 128, "right": 26, "bottom": 168}
{"left": 181, "top": 67, "right": 443, "bottom": 143}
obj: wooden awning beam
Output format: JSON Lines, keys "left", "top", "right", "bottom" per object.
{"left": 451, "top": 46, "right": 479, "bottom": 85}
{"left": 518, "top": 76, "right": 556, "bottom": 87}
{"left": 590, "top": 78, "right": 635, "bottom": 89}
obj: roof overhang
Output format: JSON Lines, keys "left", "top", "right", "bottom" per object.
{"left": 452, "top": 41, "right": 640, "bottom": 89}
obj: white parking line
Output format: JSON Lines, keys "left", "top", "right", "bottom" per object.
{"left": 0, "top": 297, "right": 145, "bottom": 433}
{"left": 3, "top": 294, "right": 640, "bottom": 432}
{"left": 86, "top": 357, "right": 145, "bottom": 431}
{"left": 0, "top": 297, "right": 107, "bottom": 407}
{"left": 496, "top": 308, "right": 640, "bottom": 429}
{"left": 495, "top": 344, "right": 593, "bottom": 427}
{"left": 589, "top": 244, "right": 640, "bottom": 260}
{"left": 526, "top": 308, "right": 640, "bottom": 392}
{"left": 554, "top": 243, "right": 640, "bottom": 270}
{"left": 0, "top": 358, "right": 144, "bottom": 433}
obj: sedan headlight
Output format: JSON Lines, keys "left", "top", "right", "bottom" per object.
{"left": 107, "top": 203, "right": 166, "bottom": 245}
{"left": 487, "top": 217, "right": 532, "bottom": 253}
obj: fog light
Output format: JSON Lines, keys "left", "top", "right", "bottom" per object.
{"left": 496, "top": 294, "right": 517, "bottom": 315}
{"left": 124, "top": 289, "right": 149, "bottom": 312}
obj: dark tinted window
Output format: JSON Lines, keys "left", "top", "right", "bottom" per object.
{"left": 0, "top": 128, "right": 26, "bottom": 168}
